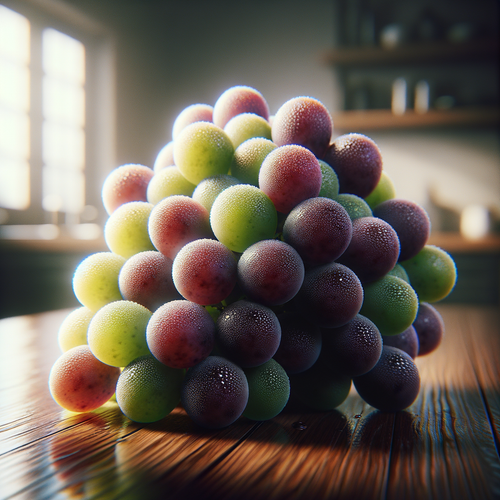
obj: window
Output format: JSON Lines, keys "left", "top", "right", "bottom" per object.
{"left": 0, "top": 1, "right": 114, "bottom": 237}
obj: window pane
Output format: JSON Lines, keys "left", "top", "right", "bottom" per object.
{"left": 0, "top": 158, "right": 29, "bottom": 209}
{"left": 43, "top": 78, "right": 84, "bottom": 126}
{"left": 43, "top": 166, "right": 84, "bottom": 214}
{"left": 42, "top": 122, "right": 84, "bottom": 169}
{"left": 42, "top": 28, "right": 85, "bottom": 84}
{"left": 0, "top": 108, "right": 29, "bottom": 159}
{"left": 0, "top": 60, "right": 30, "bottom": 111}
{"left": 0, "top": 6, "right": 30, "bottom": 64}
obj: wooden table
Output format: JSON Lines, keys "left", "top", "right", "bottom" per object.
{"left": 0, "top": 304, "right": 499, "bottom": 500}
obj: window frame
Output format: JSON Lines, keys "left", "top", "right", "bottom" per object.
{"left": 0, "top": 0, "right": 115, "bottom": 228}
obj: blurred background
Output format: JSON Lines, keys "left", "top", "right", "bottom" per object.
{"left": 0, "top": 0, "right": 499, "bottom": 317}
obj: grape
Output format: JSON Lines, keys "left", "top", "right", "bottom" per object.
{"left": 289, "top": 357, "right": 352, "bottom": 411}
{"left": 295, "top": 262, "right": 364, "bottom": 328}
{"left": 191, "top": 174, "right": 241, "bottom": 212}
{"left": 104, "top": 201, "right": 155, "bottom": 259}
{"left": 172, "top": 238, "right": 237, "bottom": 305}
{"left": 323, "top": 133, "right": 383, "bottom": 198}
{"left": 412, "top": 302, "right": 445, "bottom": 356}
{"left": 148, "top": 195, "right": 212, "bottom": 260}
{"left": 72, "top": 252, "right": 125, "bottom": 312}
{"left": 116, "top": 354, "right": 184, "bottom": 423}
{"left": 318, "top": 159, "right": 340, "bottom": 199}
{"left": 401, "top": 245, "right": 457, "bottom": 303}
{"left": 118, "top": 250, "right": 180, "bottom": 311}
{"left": 382, "top": 325, "right": 419, "bottom": 359}
{"left": 353, "top": 345, "right": 420, "bottom": 412}
{"left": 49, "top": 345, "right": 120, "bottom": 412}
{"left": 215, "top": 300, "right": 281, "bottom": 368}
{"left": 58, "top": 306, "right": 94, "bottom": 352}
{"left": 146, "top": 166, "right": 196, "bottom": 204}
{"left": 322, "top": 314, "right": 383, "bottom": 377}
{"left": 337, "top": 216, "right": 400, "bottom": 283}
{"left": 146, "top": 300, "right": 215, "bottom": 369}
{"left": 360, "top": 275, "right": 419, "bottom": 336}
{"left": 237, "top": 239, "right": 305, "bottom": 306}
{"left": 173, "top": 121, "right": 234, "bottom": 185}
{"left": 172, "top": 103, "right": 213, "bottom": 140}
{"left": 271, "top": 96, "right": 333, "bottom": 158}
{"left": 153, "top": 141, "right": 175, "bottom": 172}
{"left": 387, "top": 263, "right": 410, "bottom": 283}
{"left": 273, "top": 312, "right": 322, "bottom": 374}
{"left": 87, "top": 300, "right": 152, "bottom": 367}
{"left": 242, "top": 359, "right": 290, "bottom": 421}
{"left": 336, "top": 193, "right": 373, "bottom": 220}
{"left": 373, "top": 199, "right": 431, "bottom": 261}
{"left": 364, "top": 171, "right": 396, "bottom": 209}
{"left": 224, "top": 112, "right": 272, "bottom": 148}
{"left": 231, "top": 137, "right": 277, "bottom": 187}
{"left": 282, "top": 197, "right": 352, "bottom": 266}
{"left": 210, "top": 184, "right": 277, "bottom": 253}
{"left": 181, "top": 356, "right": 249, "bottom": 429}
{"left": 258, "top": 144, "right": 322, "bottom": 214}
{"left": 101, "top": 164, "right": 154, "bottom": 215}
{"left": 212, "top": 85, "right": 270, "bottom": 129}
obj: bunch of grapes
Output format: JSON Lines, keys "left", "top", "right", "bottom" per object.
{"left": 49, "top": 85, "right": 456, "bottom": 428}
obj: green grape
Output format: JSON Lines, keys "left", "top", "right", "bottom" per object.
{"left": 153, "top": 141, "right": 175, "bottom": 172}
{"left": 104, "top": 201, "right": 155, "bottom": 258}
{"left": 387, "top": 263, "right": 410, "bottom": 283}
{"left": 336, "top": 193, "right": 373, "bottom": 220}
{"left": 224, "top": 112, "right": 272, "bottom": 149}
{"left": 87, "top": 300, "right": 152, "bottom": 367}
{"left": 210, "top": 184, "right": 277, "bottom": 253}
{"left": 360, "top": 275, "right": 419, "bottom": 336}
{"left": 318, "top": 159, "right": 340, "bottom": 199}
{"left": 72, "top": 252, "right": 126, "bottom": 312}
{"left": 231, "top": 137, "right": 277, "bottom": 186}
{"left": 116, "top": 354, "right": 184, "bottom": 423}
{"left": 401, "top": 245, "right": 457, "bottom": 303}
{"left": 58, "top": 306, "right": 94, "bottom": 352}
{"left": 364, "top": 171, "right": 396, "bottom": 210}
{"left": 290, "top": 358, "right": 352, "bottom": 411}
{"left": 173, "top": 121, "right": 234, "bottom": 185}
{"left": 243, "top": 359, "right": 290, "bottom": 421}
{"left": 191, "top": 174, "right": 241, "bottom": 212}
{"left": 146, "top": 165, "right": 196, "bottom": 204}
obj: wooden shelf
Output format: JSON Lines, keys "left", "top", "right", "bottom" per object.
{"left": 332, "top": 106, "right": 499, "bottom": 131}
{"left": 427, "top": 231, "right": 500, "bottom": 253}
{"left": 321, "top": 37, "right": 499, "bottom": 67}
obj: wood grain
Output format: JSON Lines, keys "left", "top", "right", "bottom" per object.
{"left": 0, "top": 305, "right": 499, "bottom": 500}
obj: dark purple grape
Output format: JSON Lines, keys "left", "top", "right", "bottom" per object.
{"left": 412, "top": 302, "right": 445, "bottom": 356}
{"left": 271, "top": 96, "right": 333, "bottom": 158}
{"left": 323, "top": 133, "right": 383, "bottom": 198}
{"left": 294, "top": 262, "right": 364, "bottom": 328}
{"left": 273, "top": 312, "right": 322, "bottom": 374}
{"left": 322, "top": 314, "right": 383, "bottom": 377}
{"left": 181, "top": 356, "right": 249, "bottom": 429}
{"left": 237, "top": 239, "right": 304, "bottom": 306}
{"left": 118, "top": 250, "right": 180, "bottom": 311}
{"left": 353, "top": 345, "right": 420, "bottom": 412}
{"left": 146, "top": 300, "right": 215, "bottom": 369}
{"left": 382, "top": 325, "right": 419, "bottom": 359}
{"left": 282, "top": 197, "right": 352, "bottom": 266}
{"left": 289, "top": 356, "right": 352, "bottom": 411}
{"left": 373, "top": 199, "right": 431, "bottom": 262}
{"left": 337, "top": 216, "right": 400, "bottom": 283}
{"left": 215, "top": 300, "right": 281, "bottom": 368}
